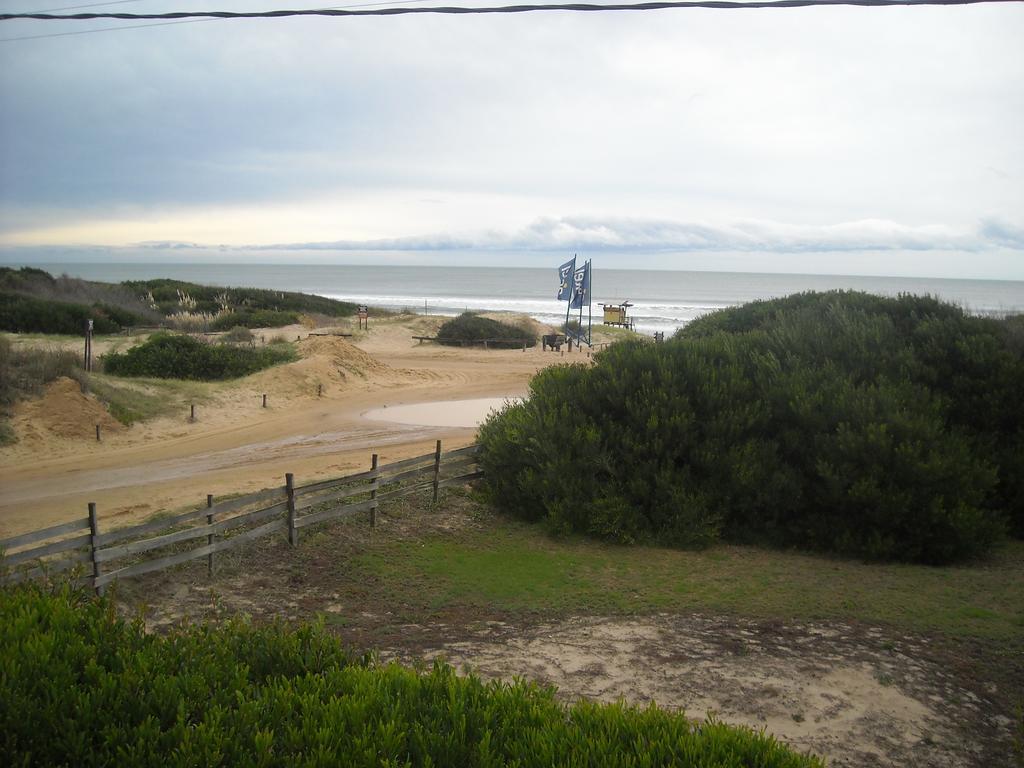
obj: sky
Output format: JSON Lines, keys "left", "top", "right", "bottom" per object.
{"left": 1, "top": 0, "right": 1023, "bottom": 279}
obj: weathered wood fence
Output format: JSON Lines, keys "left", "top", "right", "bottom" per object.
{"left": 0, "top": 441, "right": 481, "bottom": 594}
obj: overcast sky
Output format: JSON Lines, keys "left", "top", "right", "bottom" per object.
{"left": 1, "top": 1, "right": 1023, "bottom": 279}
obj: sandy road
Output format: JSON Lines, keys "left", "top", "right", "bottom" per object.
{"left": 0, "top": 315, "right": 585, "bottom": 537}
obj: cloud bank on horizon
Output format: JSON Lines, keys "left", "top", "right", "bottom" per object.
{"left": 1, "top": 1, "right": 1023, "bottom": 278}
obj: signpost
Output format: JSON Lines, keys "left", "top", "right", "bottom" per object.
{"left": 357, "top": 305, "right": 368, "bottom": 330}
{"left": 84, "top": 319, "right": 94, "bottom": 372}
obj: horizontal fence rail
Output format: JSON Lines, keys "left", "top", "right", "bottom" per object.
{"left": 1, "top": 441, "right": 482, "bottom": 593}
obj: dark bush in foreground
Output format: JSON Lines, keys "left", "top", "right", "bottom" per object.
{"left": 0, "top": 291, "right": 147, "bottom": 335}
{"left": 438, "top": 313, "right": 537, "bottom": 348}
{"left": 104, "top": 333, "right": 294, "bottom": 380}
{"left": 479, "top": 292, "right": 1023, "bottom": 563}
{"left": 0, "top": 584, "right": 822, "bottom": 768}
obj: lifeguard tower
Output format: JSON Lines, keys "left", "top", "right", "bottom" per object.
{"left": 600, "top": 301, "right": 634, "bottom": 331}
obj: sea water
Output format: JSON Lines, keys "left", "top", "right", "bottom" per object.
{"left": 16, "top": 263, "right": 1024, "bottom": 335}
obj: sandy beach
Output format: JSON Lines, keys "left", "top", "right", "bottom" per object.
{"left": 0, "top": 314, "right": 591, "bottom": 537}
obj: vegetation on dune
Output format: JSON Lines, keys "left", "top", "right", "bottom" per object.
{"left": 0, "top": 268, "right": 357, "bottom": 334}
{"left": 124, "top": 278, "right": 357, "bottom": 321}
{"left": 103, "top": 333, "right": 295, "bottom": 381}
{"left": 437, "top": 312, "right": 537, "bottom": 348}
{"left": 479, "top": 291, "right": 1024, "bottom": 564}
{"left": 0, "top": 290, "right": 150, "bottom": 335}
{"left": 0, "top": 583, "right": 822, "bottom": 768}
{"left": 0, "top": 335, "right": 84, "bottom": 444}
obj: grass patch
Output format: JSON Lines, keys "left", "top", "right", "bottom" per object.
{"left": 352, "top": 503, "right": 1024, "bottom": 642}
{"left": 84, "top": 374, "right": 212, "bottom": 425}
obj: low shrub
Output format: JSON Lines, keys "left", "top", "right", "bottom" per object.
{"left": 219, "top": 325, "right": 256, "bottom": 344}
{"left": 0, "top": 583, "right": 822, "bottom": 767}
{"left": 103, "top": 333, "right": 295, "bottom": 381}
{"left": 479, "top": 292, "right": 1022, "bottom": 563}
{"left": 438, "top": 313, "right": 537, "bottom": 348}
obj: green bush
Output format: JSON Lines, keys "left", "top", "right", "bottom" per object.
{"left": 104, "top": 333, "right": 295, "bottom": 381}
{"left": 479, "top": 292, "right": 1022, "bottom": 563}
{"left": 210, "top": 310, "right": 299, "bottom": 331}
{"left": 0, "top": 583, "right": 822, "bottom": 767}
{"left": 0, "top": 291, "right": 147, "bottom": 335}
{"left": 438, "top": 313, "right": 537, "bottom": 349}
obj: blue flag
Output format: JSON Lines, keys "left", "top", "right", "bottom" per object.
{"left": 569, "top": 261, "right": 591, "bottom": 309}
{"left": 556, "top": 256, "right": 576, "bottom": 301}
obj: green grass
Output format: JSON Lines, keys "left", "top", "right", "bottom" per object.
{"left": 85, "top": 373, "right": 213, "bottom": 424}
{"left": 353, "top": 507, "right": 1024, "bottom": 642}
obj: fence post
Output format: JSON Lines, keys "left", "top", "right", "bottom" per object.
{"left": 190, "top": 403, "right": 196, "bottom": 422}
{"left": 286, "top": 473, "right": 297, "bottom": 546}
{"left": 262, "top": 394, "right": 267, "bottom": 408}
{"left": 206, "top": 494, "right": 215, "bottom": 577}
{"left": 432, "top": 439, "right": 442, "bottom": 504}
{"left": 87, "top": 502, "right": 103, "bottom": 595}
{"left": 369, "top": 454, "right": 378, "bottom": 528}
{"left": 95, "top": 424, "right": 101, "bottom": 442}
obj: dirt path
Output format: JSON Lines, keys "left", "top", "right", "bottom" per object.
{"left": 0, "top": 315, "right": 589, "bottom": 536}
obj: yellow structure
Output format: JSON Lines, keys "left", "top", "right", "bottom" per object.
{"left": 600, "top": 301, "right": 633, "bottom": 329}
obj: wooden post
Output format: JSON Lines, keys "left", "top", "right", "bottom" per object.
{"left": 317, "top": 384, "right": 322, "bottom": 398}
{"left": 87, "top": 502, "right": 102, "bottom": 595}
{"left": 369, "top": 454, "right": 378, "bottom": 528}
{"left": 190, "top": 403, "right": 196, "bottom": 422}
{"left": 286, "top": 473, "right": 297, "bottom": 546}
{"left": 522, "top": 342, "right": 526, "bottom": 352}
{"left": 95, "top": 424, "right": 100, "bottom": 442}
{"left": 432, "top": 439, "right": 442, "bottom": 504}
{"left": 262, "top": 394, "right": 267, "bottom": 408}
{"left": 206, "top": 494, "right": 215, "bottom": 577}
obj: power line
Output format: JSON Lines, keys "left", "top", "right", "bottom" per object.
{"left": 0, "top": 0, "right": 437, "bottom": 42}
{"left": 1, "top": 0, "right": 1020, "bottom": 23}
{"left": 33, "top": 0, "right": 146, "bottom": 13}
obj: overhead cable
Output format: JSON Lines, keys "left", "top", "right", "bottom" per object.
{"left": 2, "top": 0, "right": 1022, "bottom": 23}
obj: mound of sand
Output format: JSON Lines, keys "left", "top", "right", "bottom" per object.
{"left": 243, "top": 336, "right": 394, "bottom": 398}
{"left": 298, "top": 336, "right": 391, "bottom": 376}
{"left": 15, "top": 377, "right": 124, "bottom": 440}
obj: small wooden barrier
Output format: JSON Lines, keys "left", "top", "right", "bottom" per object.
{"left": 0, "top": 443, "right": 482, "bottom": 593}
{"left": 413, "top": 336, "right": 532, "bottom": 351}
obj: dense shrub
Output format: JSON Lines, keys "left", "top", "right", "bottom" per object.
{"left": 479, "top": 292, "right": 1023, "bottom": 563}
{"left": 210, "top": 309, "right": 299, "bottom": 330}
{"left": 0, "top": 291, "right": 147, "bottom": 334}
{"left": 1, "top": 267, "right": 160, "bottom": 324}
{"left": 0, "top": 583, "right": 821, "bottom": 767}
{"left": 438, "top": 313, "right": 537, "bottom": 348}
{"left": 104, "top": 333, "right": 295, "bottom": 380}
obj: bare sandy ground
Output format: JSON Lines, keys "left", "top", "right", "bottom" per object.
{"left": 0, "top": 314, "right": 589, "bottom": 537}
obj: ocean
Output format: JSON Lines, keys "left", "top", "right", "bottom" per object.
{"left": 16, "top": 263, "right": 1024, "bottom": 336}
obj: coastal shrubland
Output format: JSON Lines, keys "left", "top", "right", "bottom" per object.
{"left": 0, "top": 268, "right": 357, "bottom": 334}
{"left": 124, "top": 278, "right": 358, "bottom": 322}
{"left": 437, "top": 312, "right": 537, "bottom": 348}
{"left": 478, "top": 291, "right": 1024, "bottom": 563}
{"left": 0, "top": 583, "right": 822, "bottom": 768}
{"left": 103, "top": 333, "right": 295, "bottom": 381}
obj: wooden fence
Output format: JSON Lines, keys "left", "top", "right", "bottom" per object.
{"left": 0, "top": 441, "right": 481, "bottom": 594}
